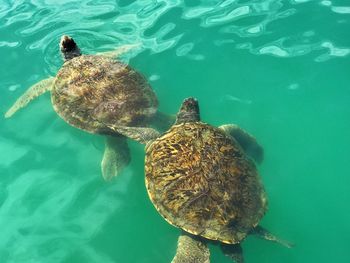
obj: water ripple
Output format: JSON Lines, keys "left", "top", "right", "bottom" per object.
{"left": 183, "top": 6, "right": 215, "bottom": 19}
{"left": 1, "top": 0, "right": 347, "bottom": 67}
{"left": 331, "top": 6, "right": 350, "bottom": 14}
{"left": 208, "top": 5, "right": 251, "bottom": 24}
{"left": 0, "top": 41, "right": 20, "bottom": 47}
{"left": 234, "top": 35, "right": 350, "bottom": 61}
{"left": 259, "top": 44, "right": 290, "bottom": 57}
{"left": 176, "top": 42, "right": 194, "bottom": 56}
{"left": 1, "top": 1, "right": 349, "bottom": 262}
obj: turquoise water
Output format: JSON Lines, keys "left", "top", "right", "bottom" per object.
{"left": 1, "top": 0, "right": 350, "bottom": 262}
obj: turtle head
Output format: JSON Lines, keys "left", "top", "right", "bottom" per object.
{"left": 60, "top": 35, "right": 81, "bottom": 61}
{"left": 175, "top": 97, "right": 200, "bottom": 124}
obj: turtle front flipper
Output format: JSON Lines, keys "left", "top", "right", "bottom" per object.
{"left": 101, "top": 135, "right": 131, "bottom": 181}
{"left": 96, "top": 43, "right": 141, "bottom": 58}
{"left": 220, "top": 243, "right": 244, "bottom": 263}
{"left": 5, "top": 77, "right": 55, "bottom": 118}
{"left": 250, "top": 225, "right": 294, "bottom": 248}
{"left": 219, "top": 124, "right": 264, "bottom": 164}
{"left": 171, "top": 233, "right": 210, "bottom": 263}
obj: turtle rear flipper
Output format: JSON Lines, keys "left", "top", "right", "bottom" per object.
{"left": 250, "top": 225, "right": 294, "bottom": 248}
{"left": 96, "top": 43, "right": 141, "bottom": 58}
{"left": 219, "top": 124, "right": 264, "bottom": 164}
{"left": 101, "top": 135, "right": 131, "bottom": 181}
{"left": 220, "top": 243, "right": 244, "bottom": 263}
{"left": 107, "top": 125, "right": 160, "bottom": 145}
{"left": 5, "top": 77, "right": 54, "bottom": 118}
{"left": 172, "top": 233, "right": 210, "bottom": 263}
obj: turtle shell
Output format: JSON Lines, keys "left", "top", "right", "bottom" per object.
{"left": 145, "top": 122, "right": 267, "bottom": 244}
{"left": 51, "top": 55, "right": 158, "bottom": 134}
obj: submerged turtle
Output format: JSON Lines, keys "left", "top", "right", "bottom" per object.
{"left": 5, "top": 35, "right": 173, "bottom": 181}
{"left": 109, "top": 98, "right": 292, "bottom": 262}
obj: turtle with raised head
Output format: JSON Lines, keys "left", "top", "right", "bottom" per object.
{"left": 108, "top": 98, "right": 292, "bottom": 262}
{"left": 5, "top": 35, "right": 173, "bottom": 181}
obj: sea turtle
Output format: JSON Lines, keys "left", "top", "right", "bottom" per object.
{"left": 108, "top": 98, "right": 292, "bottom": 262}
{"left": 5, "top": 35, "right": 173, "bottom": 181}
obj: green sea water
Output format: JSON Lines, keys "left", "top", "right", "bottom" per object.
{"left": 1, "top": 0, "right": 350, "bottom": 262}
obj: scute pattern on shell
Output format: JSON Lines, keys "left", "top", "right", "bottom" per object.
{"left": 145, "top": 122, "right": 267, "bottom": 244}
{"left": 52, "top": 55, "right": 158, "bottom": 134}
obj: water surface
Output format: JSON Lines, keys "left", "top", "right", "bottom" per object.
{"left": 1, "top": 0, "right": 350, "bottom": 262}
